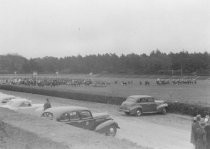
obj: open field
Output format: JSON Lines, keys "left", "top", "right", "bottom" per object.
{"left": 0, "top": 74, "right": 210, "bottom": 105}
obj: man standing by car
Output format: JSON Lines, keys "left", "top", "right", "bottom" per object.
{"left": 191, "top": 117, "right": 197, "bottom": 145}
{"left": 43, "top": 98, "right": 51, "bottom": 111}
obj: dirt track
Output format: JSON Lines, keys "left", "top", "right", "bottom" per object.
{"left": 0, "top": 90, "right": 194, "bottom": 149}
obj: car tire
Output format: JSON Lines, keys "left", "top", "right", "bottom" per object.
{"left": 136, "top": 108, "right": 142, "bottom": 117}
{"left": 106, "top": 125, "right": 117, "bottom": 137}
{"left": 162, "top": 108, "right": 167, "bottom": 114}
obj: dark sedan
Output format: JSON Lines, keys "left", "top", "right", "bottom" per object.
{"left": 120, "top": 95, "right": 168, "bottom": 116}
{"left": 42, "top": 106, "right": 120, "bottom": 136}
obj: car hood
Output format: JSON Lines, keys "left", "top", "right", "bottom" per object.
{"left": 92, "top": 112, "right": 110, "bottom": 119}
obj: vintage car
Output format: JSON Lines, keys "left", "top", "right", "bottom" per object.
{"left": 0, "top": 98, "right": 43, "bottom": 111}
{"left": 0, "top": 93, "right": 16, "bottom": 103}
{"left": 41, "top": 106, "right": 120, "bottom": 136}
{"left": 119, "top": 95, "right": 168, "bottom": 116}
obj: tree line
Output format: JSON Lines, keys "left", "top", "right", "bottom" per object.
{"left": 0, "top": 50, "right": 209, "bottom": 75}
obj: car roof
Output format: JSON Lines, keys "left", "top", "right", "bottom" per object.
{"left": 6, "top": 98, "right": 31, "bottom": 106}
{"left": 128, "top": 95, "right": 152, "bottom": 99}
{"left": 0, "top": 94, "right": 15, "bottom": 99}
{"left": 44, "top": 106, "right": 90, "bottom": 118}
{"left": 10, "top": 98, "right": 30, "bottom": 102}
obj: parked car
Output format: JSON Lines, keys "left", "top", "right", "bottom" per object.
{"left": 41, "top": 106, "right": 120, "bottom": 136}
{"left": 0, "top": 98, "right": 43, "bottom": 111}
{"left": 0, "top": 94, "right": 16, "bottom": 103}
{"left": 119, "top": 95, "right": 168, "bottom": 116}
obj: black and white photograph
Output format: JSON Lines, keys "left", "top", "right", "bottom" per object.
{"left": 0, "top": 0, "right": 210, "bottom": 149}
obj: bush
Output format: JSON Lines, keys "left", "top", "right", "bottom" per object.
{"left": 166, "top": 101, "right": 210, "bottom": 117}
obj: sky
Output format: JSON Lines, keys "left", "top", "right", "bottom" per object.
{"left": 0, "top": 0, "right": 210, "bottom": 58}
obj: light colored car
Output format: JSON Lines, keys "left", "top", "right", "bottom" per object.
{"left": 0, "top": 98, "right": 43, "bottom": 111}
{"left": 0, "top": 93, "right": 16, "bottom": 103}
{"left": 119, "top": 95, "right": 168, "bottom": 116}
{"left": 41, "top": 106, "right": 120, "bottom": 136}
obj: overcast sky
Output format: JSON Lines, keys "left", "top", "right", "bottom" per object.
{"left": 0, "top": 0, "right": 210, "bottom": 58}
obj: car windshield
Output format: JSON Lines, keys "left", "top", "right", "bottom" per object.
{"left": 126, "top": 97, "right": 138, "bottom": 102}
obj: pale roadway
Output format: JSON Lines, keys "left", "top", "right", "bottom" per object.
{"left": 115, "top": 116, "right": 193, "bottom": 149}
{"left": 0, "top": 90, "right": 194, "bottom": 149}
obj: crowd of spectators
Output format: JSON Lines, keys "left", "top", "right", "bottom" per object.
{"left": 0, "top": 76, "right": 198, "bottom": 88}
{"left": 191, "top": 114, "right": 210, "bottom": 149}
{"left": 0, "top": 77, "right": 111, "bottom": 87}
{"left": 156, "top": 78, "right": 197, "bottom": 85}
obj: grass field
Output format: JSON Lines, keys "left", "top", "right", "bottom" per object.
{"left": 0, "top": 74, "right": 210, "bottom": 105}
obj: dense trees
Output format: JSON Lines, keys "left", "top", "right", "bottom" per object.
{"left": 0, "top": 51, "right": 209, "bottom": 75}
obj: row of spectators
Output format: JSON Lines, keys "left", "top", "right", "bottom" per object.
{"left": 156, "top": 78, "right": 197, "bottom": 85}
{"left": 0, "top": 78, "right": 111, "bottom": 87}
{"left": 0, "top": 77, "right": 198, "bottom": 88}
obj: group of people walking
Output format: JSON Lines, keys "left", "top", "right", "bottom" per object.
{"left": 191, "top": 114, "right": 210, "bottom": 149}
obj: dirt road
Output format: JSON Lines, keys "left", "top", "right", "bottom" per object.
{"left": 0, "top": 90, "right": 194, "bottom": 149}
{"left": 115, "top": 116, "right": 192, "bottom": 149}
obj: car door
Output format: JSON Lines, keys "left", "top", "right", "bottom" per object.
{"left": 139, "top": 98, "right": 148, "bottom": 112}
{"left": 147, "top": 97, "right": 157, "bottom": 112}
{"left": 68, "top": 111, "right": 84, "bottom": 128}
{"left": 78, "top": 110, "right": 95, "bottom": 130}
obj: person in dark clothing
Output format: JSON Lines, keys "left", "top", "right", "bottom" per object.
{"left": 195, "top": 121, "right": 206, "bottom": 149}
{"left": 191, "top": 115, "right": 201, "bottom": 148}
{"left": 43, "top": 98, "right": 51, "bottom": 111}
{"left": 191, "top": 117, "right": 197, "bottom": 145}
{"left": 205, "top": 119, "right": 210, "bottom": 149}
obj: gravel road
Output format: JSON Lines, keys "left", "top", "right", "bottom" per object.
{"left": 0, "top": 90, "right": 194, "bottom": 149}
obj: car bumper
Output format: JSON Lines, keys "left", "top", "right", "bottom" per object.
{"left": 119, "top": 108, "right": 130, "bottom": 113}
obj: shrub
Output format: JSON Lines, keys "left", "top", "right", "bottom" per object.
{"left": 166, "top": 101, "right": 210, "bottom": 117}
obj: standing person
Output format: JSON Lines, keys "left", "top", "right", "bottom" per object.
{"left": 191, "top": 117, "right": 197, "bottom": 146}
{"left": 205, "top": 115, "right": 210, "bottom": 123}
{"left": 195, "top": 120, "right": 206, "bottom": 149}
{"left": 192, "top": 115, "right": 201, "bottom": 148}
{"left": 205, "top": 119, "right": 210, "bottom": 149}
{"left": 43, "top": 98, "right": 51, "bottom": 111}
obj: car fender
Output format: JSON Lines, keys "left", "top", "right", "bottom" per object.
{"left": 157, "top": 103, "right": 168, "bottom": 111}
{"left": 95, "top": 120, "right": 119, "bottom": 133}
{"left": 129, "top": 105, "right": 142, "bottom": 113}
